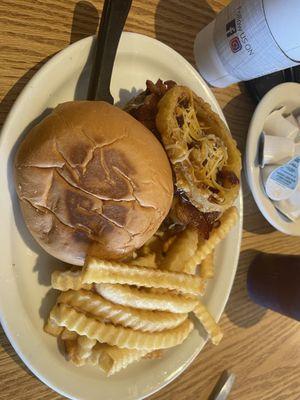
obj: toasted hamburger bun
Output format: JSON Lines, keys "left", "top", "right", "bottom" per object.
{"left": 14, "top": 101, "right": 173, "bottom": 265}
{"left": 156, "top": 86, "right": 241, "bottom": 213}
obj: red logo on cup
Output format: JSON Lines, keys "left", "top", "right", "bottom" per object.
{"left": 230, "top": 36, "right": 242, "bottom": 53}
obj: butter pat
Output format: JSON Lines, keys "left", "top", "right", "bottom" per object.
{"left": 296, "top": 115, "right": 300, "bottom": 141}
{"left": 260, "top": 134, "right": 295, "bottom": 166}
{"left": 286, "top": 113, "right": 299, "bottom": 129}
{"left": 274, "top": 188, "right": 300, "bottom": 222}
{"left": 264, "top": 109, "right": 299, "bottom": 139}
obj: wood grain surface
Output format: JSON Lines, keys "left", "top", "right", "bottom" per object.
{"left": 1, "top": 1, "right": 300, "bottom": 399}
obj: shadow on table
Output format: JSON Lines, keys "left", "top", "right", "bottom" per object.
{"left": 225, "top": 249, "right": 267, "bottom": 328}
{"left": 72, "top": 1, "right": 100, "bottom": 100}
{"left": 70, "top": 1, "right": 99, "bottom": 45}
{"left": 222, "top": 86, "right": 276, "bottom": 235}
{"left": 242, "top": 191, "right": 276, "bottom": 235}
{"left": 222, "top": 86, "right": 255, "bottom": 154}
{"left": 0, "top": 56, "right": 55, "bottom": 130}
{"left": 155, "top": 0, "right": 215, "bottom": 65}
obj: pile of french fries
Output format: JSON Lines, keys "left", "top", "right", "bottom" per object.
{"left": 44, "top": 207, "right": 238, "bottom": 376}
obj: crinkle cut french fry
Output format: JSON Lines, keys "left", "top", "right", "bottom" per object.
{"left": 182, "top": 263, "right": 198, "bottom": 275}
{"left": 88, "top": 343, "right": 148, "bottom": 376}
{"left": 50, "top": 303, "right": 194, "bottom": 351}
{"left": 61, "top": 328, "right": 78, "bottom": 341}
{"left": 143, "top": 349, "right": 164, "bottom": 360}
{"left": 86, "top": 343, "right": 102, "bottom": 367}
{"left": 62, "top": 328, "right": 85, "bottom": 367}
{"left": 96, "top": 283, "right": 198, "bottom": 313}
{"left": 58, "top": 289, "right": 187, "bottom": 332}
{"left": 51, "top": 269, "right": 92, "bottom": 291}
{"left": 64, "top": 339, "right": 77, "bottom": 360}
{"left": 101, "top": 346, "right": 147, "bottom": 376}
{"left": 62, "top": 331, "right": 96, "bottom": 365}
{"left": 76, "top": 336, "right": 97, "bottom": 360}
{"left": 82, "top": 257, "right": 205, "bottom": 296}
{"left": 199, "top": 252, "right": 214, "bottom": 279}
{"left": 44, "top": 317, "right": 63, "bottom": 337}
{"left": 45, "top": 207, "right": 233, "bottom": 375}
{"left": 160, "top": 226, "right": 198, "bottom": 273}
{"left": 185, "top": 207, "right": 238, "bottom": 270}
{"left": 193, "top": 301, "right": 223, "bottom": 345}
{"left": 128, "top": 253, "right": 157, "bottom": 268}
{"left": 162, "top": 235, "right": 177, "bottom": 253}
{"left": 64, "top": 336, "right": 86, "bottom": 367}
{"left": 140, "top": 234, "right": 164, "bottom": 256}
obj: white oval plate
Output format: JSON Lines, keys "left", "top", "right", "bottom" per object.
{"left": 245, "top": 82, "right": 300, "bottom": 236}
{"left": 0, "top": 32, "right": 242, "bottom": 400}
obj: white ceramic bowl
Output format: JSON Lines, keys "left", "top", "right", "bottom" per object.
{"left": 245, "top": 82, "right": 300, "bottom": 235}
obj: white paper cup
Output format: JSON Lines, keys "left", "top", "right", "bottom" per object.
{"left": 193, "top": 21, "right": 236, "bottom": 88}
{"left": 194, "top": 0, "right": 300, "bottom": 87}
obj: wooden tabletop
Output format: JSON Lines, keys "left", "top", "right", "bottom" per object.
{"left": 1, "top": 1, "right": 300, "bottom": 399}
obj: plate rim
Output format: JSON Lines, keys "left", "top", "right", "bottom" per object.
{"left": 0, "top": 31, "right": 243, "bottom": 400}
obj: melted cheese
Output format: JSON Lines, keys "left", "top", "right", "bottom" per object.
{"left": 168, "top": 102, "right": 229, "bottom": 203}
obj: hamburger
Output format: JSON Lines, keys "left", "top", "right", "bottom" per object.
{"left": 14, "top": 101, "right": 173, "bottom": 265}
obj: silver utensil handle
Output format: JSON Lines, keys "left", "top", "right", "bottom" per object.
{"left": 87, "top": 0, "right": 132, "bottom": 103}
{"left": 208, "top": 371, "right": 236, "bottom": 400}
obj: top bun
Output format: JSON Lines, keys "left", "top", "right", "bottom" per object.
{"left": 14, "top": 101, "right": 173, "bottom": 265}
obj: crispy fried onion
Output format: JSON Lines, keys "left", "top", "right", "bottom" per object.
{"left": 164, "top": 93, "right": 229, "bottom": 205}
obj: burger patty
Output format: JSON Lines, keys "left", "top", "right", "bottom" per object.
{"left": 124, "top": 79, "right": 176, "bottom": 138}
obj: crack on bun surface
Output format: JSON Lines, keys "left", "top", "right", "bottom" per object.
{"left": 14, "top": 101, "right": 173, "bottom": 265}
